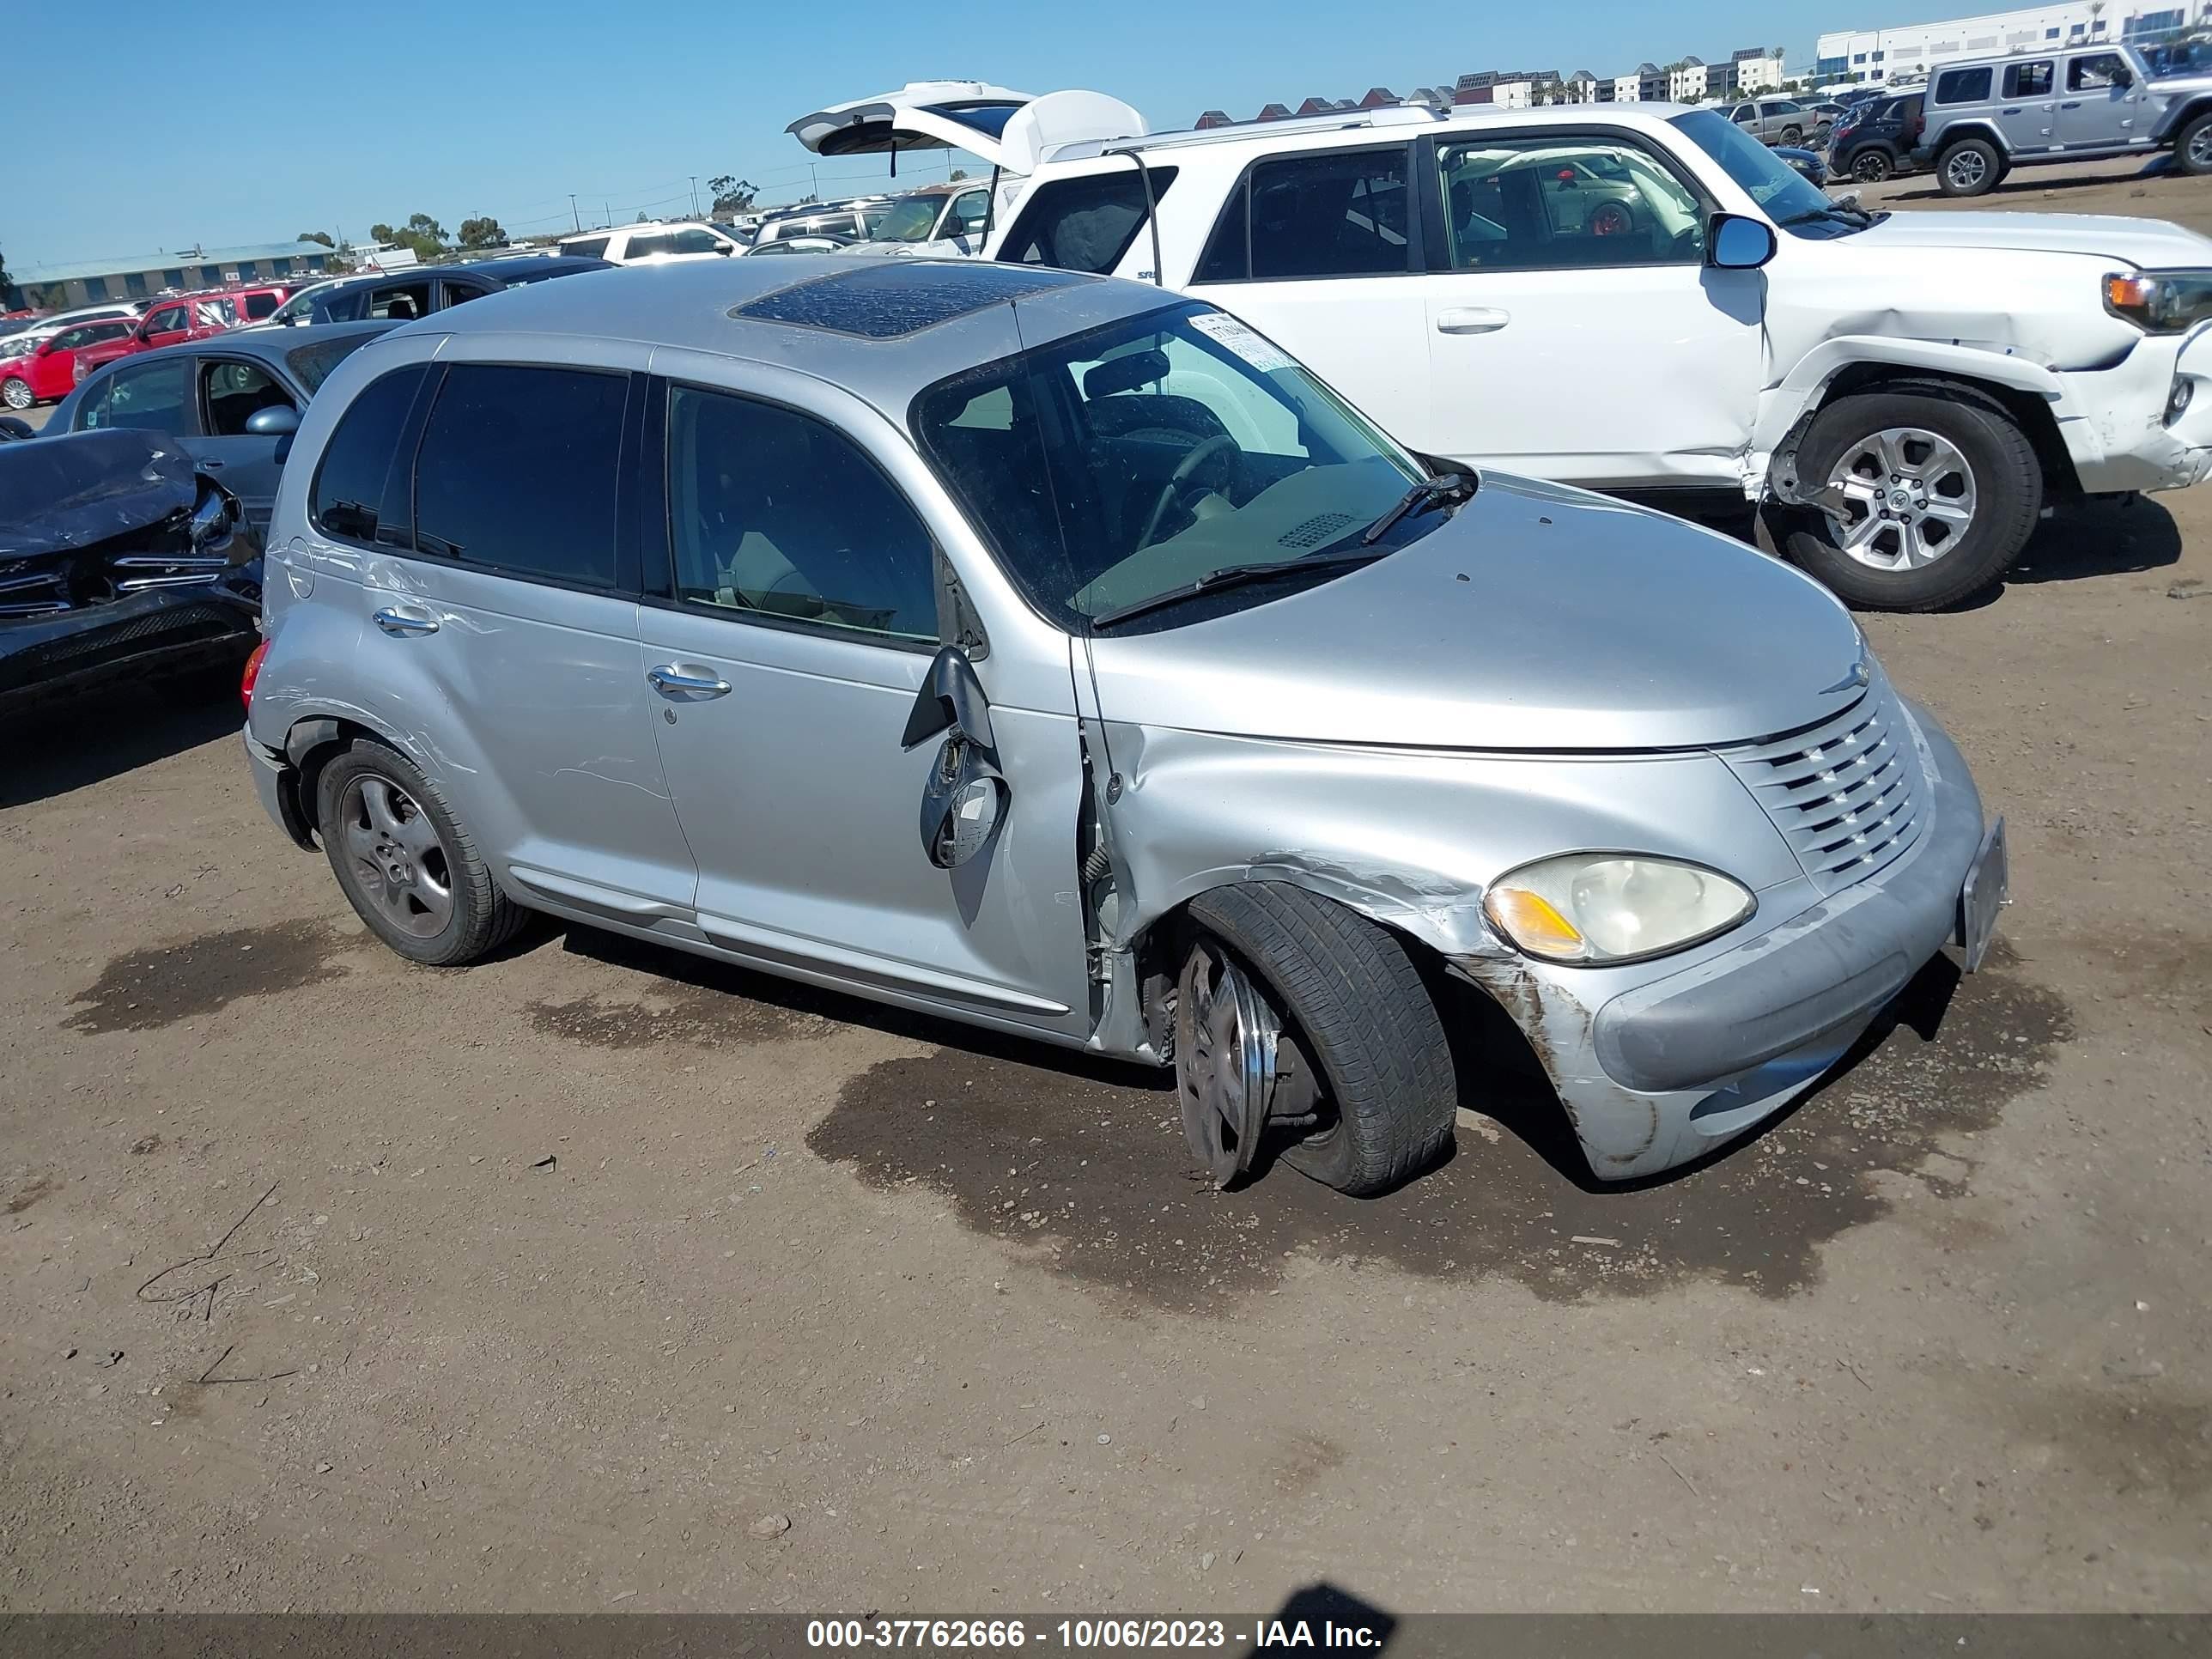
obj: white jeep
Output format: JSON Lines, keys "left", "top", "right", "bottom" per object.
{"left": 792, "top": 87, "right": 2212, "bottom": 610}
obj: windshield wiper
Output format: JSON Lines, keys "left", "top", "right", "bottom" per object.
{"left": 1359, "top": 471, "right": 1476, "bottom": 545}
{"left": 1089, "top": 550, "right": 1387, "bottom": 630}
{"left": 1778, "top": 203, "right": 1876, "bottom": 229}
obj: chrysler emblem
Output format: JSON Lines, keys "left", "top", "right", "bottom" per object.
{"left": 1820, "top": 655, "right": 1872, "bottom": 696}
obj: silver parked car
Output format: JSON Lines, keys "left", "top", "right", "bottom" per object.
{"left": 241, "top": 258, "right": 2008, "bottom": 1196}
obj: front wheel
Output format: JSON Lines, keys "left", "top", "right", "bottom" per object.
{"left": 2177, "top": 111, "right": 2212, "bottom": 175}
{"left": 1176, "top": 883, "right": 1456, "bottom": 1197}
{"left": 0, "top": 377, "right": 32, "bottom": 411}
{"left": 1938, "top": 138, "right": 2002, "bottom": 195}
{"left": 316, "top": 739, "right": 525, "bottom": 966}
{"left": 1769, "top": 389, "right": 2043, "bottom": 611}
{"left": 1850, "top": 148, "right": 1894, "bottom": 182}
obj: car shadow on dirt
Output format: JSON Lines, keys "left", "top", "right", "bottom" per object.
{"left": 2008, "top": 491, "right": 2183, "bottom": 585}
{"left": 1879, "top": 154, "right": 2174, "bottom": 204}
{"left": 0, "top": 672, "right": 246, "bottom": 810}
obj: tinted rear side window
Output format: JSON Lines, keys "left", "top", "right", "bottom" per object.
{"left": 1935, "top": 65, "right": 1993, "bottom": 102}
{"left": 999, "top": 167, "right": 1178, "bottom": 274}
{"left": 411, "top": 365, "right": 629, "bottom": 586}
{"left": 243, "top": 293, "right": 280, "bottom": 319}
{"left": 1239, "top": 147, "right": 1412, "bottom": 280}
{"left": 560, "top": 237, "right": 611, "bottom": 258}
{"left": 311, "top": 363, "right": 430, "bottom": 546}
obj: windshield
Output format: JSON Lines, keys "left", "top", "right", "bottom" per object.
{"left": 869, "top": 195, "right": 946, "bottom": 242}
{"left": 1671, "top": 109, "right": 1862, "bottom": 237}
{"left": 913, "top": 303, "right": 1431, "bottom": 633}
{"left": 285, "top": 331, "right": 379, "bottom": 394}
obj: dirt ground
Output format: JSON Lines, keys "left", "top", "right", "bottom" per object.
{"left": 3, "top": 160, "right": 2209, "bottom": 1617}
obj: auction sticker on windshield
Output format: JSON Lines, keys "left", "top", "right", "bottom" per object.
{"left": 1188, "top": 312, "right": 1296, "bottom": 373}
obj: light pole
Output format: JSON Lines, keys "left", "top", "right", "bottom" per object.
{"left": 568, "top": 193, "right": 580, "bottom": 232}
{"left": 690, "top": 175, "right": 700, "bottom": 216}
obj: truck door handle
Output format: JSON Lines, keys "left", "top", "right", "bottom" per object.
{"left": 2061, "top": 100, "right": 2081, "bottom": 108}
{"left": 1436, "top": 307, "right": 1510, "bottom": 336}
{"left": 647, "top": 663, "right": 732, "bottom": 697}
{"left": 372, "top": 605, "right": 438, "bottom": 636}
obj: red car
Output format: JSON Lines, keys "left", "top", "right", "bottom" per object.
{"left": 1, "top": 319, "right": 141, "bottom": 408}
{"left": 65, "top": 295, "right": 238, "bottom": 385}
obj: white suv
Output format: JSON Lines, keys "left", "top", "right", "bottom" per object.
{"left": 801, "top": 92, "right": 2212, "bottom": 610}
{"left": 556, "top": 221, "right": 744, "bottom": 266}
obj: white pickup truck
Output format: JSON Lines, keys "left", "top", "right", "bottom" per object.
{"left": 789, "top": 83, "right": 2212, "bottom": 610}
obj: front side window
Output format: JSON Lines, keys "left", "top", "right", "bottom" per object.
{"left": 411, "top": 365, "right": 628, "bottom": 586}
{"left": 90, "top": 356, "right": 195, "bottom": 433}
{"left": 952, "top": 191, "right": 991, "bottom": 234}
{"left": 311, "top": 364, "right": 431, "bottom": 545}
{"left": 665, "top": 386, "right": 938, "bottom": 643}
{"left": 1935, "top": 65, "right": 1994, "bottom": 102}
{"left": 2005, "top": 60, "right": 2056, "bottom": 95}
{"left": 202, "top": 360, "right": 296, "bottom": 436}
{"left": 145, "top": 306, "right": 186, "bottom": 336}
{"left": 670, "top": 228, "right": 724, "bottom": 255}
{"left": 912, "top": 303, "right": 1428, "bottom": 633}
{"left": 868, "top": 195, "right": 946, "bottom": 243}
{"left": 999, "top": 167, "right": 1179, "bottom": 274}
{"left": 2069, "top": 52, "right": 2127, "bottom": 89}
{"left": 1438, "top": 137, "right": 1705, "bottom": 269}
{"left": 1671, "top": 109, "right": 1858, "bottom": 237}
{"left": 368, "top": 281, "right": 432, "bottom": 320}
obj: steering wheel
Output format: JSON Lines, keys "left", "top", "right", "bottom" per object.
{"left": 1136, "top": 434, "right": 1240, "bottom": 550}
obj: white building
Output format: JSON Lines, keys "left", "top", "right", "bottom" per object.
{"left": 1816, "top": 0, "right": 2197, "bottom": 89}
{"left": 1735, "top": 50, "right": 1788, "bottom": 92}
{"left": 1492, "top": 79, "right": 1536, "bottom": 108}
{"left": 1668, "top": 58, "right": 1710, "bottom": 100}
{"left": 1612, "top": 70, "right": 1645, "bottom": 100}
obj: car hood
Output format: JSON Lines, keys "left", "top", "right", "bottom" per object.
{"left": 1082, "top": 474, "right": 1867, "bottom": 751}
{"left": 1850, "top": 208, "right": 2212, "bottom": 268}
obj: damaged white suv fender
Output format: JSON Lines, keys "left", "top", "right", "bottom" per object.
{"left": 811, "top": 89, "right": 2212, "bottom": 611}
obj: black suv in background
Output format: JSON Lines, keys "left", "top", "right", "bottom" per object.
{"left": 1827, "top": 92, "right": 1925, "bottom": 183}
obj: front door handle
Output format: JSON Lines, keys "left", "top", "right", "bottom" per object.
{"left": 198, "top": 459, "right": 225, "bottom": 469}
{"left": 1436, "top": 307, "right": 1510, "bottom": 336}
{"left": 2061, "top": 100, "right": 2081, "bottom": 108}
{"left": 647, "top": 663, "right": 732, "bottom": 697}
{"left": 372, "top": 605, "right": 439, "bottom": 636}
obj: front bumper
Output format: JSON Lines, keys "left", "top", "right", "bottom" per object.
{"left": 1459, "top": 702, "right": 1994, "bottom": 1182}
{"left": 2054, "top": 321, "right": 2212, "bottom": 494}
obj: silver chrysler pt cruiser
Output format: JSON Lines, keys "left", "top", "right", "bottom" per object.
{"left": 241, "top": 258, "right": 2008, "bottom": 1196}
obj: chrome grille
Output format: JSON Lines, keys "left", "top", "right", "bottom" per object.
{"left": 1721, "top": 686, "right": 1923, "bottom": 895}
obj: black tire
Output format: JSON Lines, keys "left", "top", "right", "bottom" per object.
{"left": 1850, "top": 148, "right": 1894, "bottom": 182}
{"left": 315, "top": 738, "right": 525, "bottom": 967}
{"left": 2175, "top": 111, "right": 2212, "bottom": 175}
{"left": 1771, "top": 387, "right": 2042, "bottom": 611}
{"left": 1778, "top": 125, "right": 1802, "bottom": 146}
{"left": 1182, "top": 883, "right": 1455, "bottom": 1197}
{"left": 1937, "top": 137, "right": 2001, "bottom": 196}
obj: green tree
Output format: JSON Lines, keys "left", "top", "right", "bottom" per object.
{"left": 949, "top": 167, "right": 969, "bottom": 180}
{"left": 369, "top": 214, "right": 451, "bottom": 263}
{"left": 296, "top": 230, "right": 336, "bottom": 248}
{"left": 456, "top": 216, "right": 507, "bottom": 250}
{"left": 707, "top": 173, "right": 758, "bottom": 216}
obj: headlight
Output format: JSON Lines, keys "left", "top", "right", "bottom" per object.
{"left": 1483, "top": 854, "right": 1754, "bottom": 966}
{"left": 2103, "top": 269, "right": 2212, "bottom": 334}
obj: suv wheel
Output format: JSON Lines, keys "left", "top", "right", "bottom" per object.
{"left": 1176, "top": 883, "right": 1455, "bottom": 1197}
{"left": 316, "top": 739, "right": 526, "bottom": 966}
{"left": 1937, "top": 138, "right": 2001, "bottom": 195}
{"left": 1770, "top": 389, "right": 2042, "bottom": 611}
{"left": 0, "top": 377, "right": 31, "bottom": 411}
{"left": 2178, "top": 110, "right": 2212, "bottom": 174}
{"left": 1850, "top": 149, "right": 1894, "bottom": 182}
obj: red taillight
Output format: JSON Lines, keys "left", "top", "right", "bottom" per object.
{"left": 240, "top": 637, "right": 270, "bottom": 709}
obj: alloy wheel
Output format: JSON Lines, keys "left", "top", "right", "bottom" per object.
{"left": 1945, "top": 149, "right": 1990, "bottom": 190}
{"left": 2191, "top": 124, "right": 2212, "bottom": 169}
{"left": 1818, "top": 427, "right": 1979, "bottom": 570}
{"left": 1, "top": 379, "right": 31, "bottom": 411}
{"left": 1851, "top": 151, "right": 1893, "bottom": 182}
{"left": 338, "top": 775, "right": 453, "bottom": 939}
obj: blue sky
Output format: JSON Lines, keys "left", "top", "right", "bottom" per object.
{"left": 9, "top": 0, "right": 1908, "bottom": 268}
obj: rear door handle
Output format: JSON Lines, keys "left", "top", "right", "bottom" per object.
{"left": 372, "top": 605, "right": 439, "bottom": 636}
{"left": 647, "top": 663, "right": 732, "bottom": 697}
{"left": 1436, "top": 307, "right": 1510, "bottom": 336}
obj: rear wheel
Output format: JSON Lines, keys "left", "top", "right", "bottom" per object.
{"left": 0, "top": 377, "right": 31, "bottom": 411}
{"left": 1850, "top": 148, "right": 1894, "bottom": 182}
{"left": 1176, "top": 883, "right": 1455, "bottom": 1197}
{"left": 1770, "top": 388, "right": 2042, "bottom": 611}
{"left": 1778, "top": 125, "right": 1802, "bottom": 145}
{"left": 1938, "top": 138, "right": 2001, "bottom": 195}
{"left": 316, "top": 739, "right": 524, "bottom": 966}
{"left": 2177, "top": 111, "right": 2212, "bottom": 175}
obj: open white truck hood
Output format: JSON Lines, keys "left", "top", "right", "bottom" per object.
{"left": 785, "top": 82, "right": 1149, "bottom": 181}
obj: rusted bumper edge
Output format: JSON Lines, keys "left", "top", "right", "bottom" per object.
{"left": 1454, "top": 704, "right": 1989, "bottom": 1182}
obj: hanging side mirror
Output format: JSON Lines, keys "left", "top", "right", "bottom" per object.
{"left": 902, "top": 646, "right": 1007, "bottom": 869}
